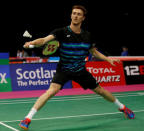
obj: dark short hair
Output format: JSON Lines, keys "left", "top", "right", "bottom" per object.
{"left": 122, "top": 46, "right": 128, "bottom": 48}
{"left": 72, "top": 5, "right": 87, "bottom": 16}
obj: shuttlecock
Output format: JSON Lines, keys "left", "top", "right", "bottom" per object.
{"left": 23, "top": 30, "right": 32, "bottom": 38}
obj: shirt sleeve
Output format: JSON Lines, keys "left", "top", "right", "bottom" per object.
{"left": 49, "top": 27, "right": 64, "bottom": 41}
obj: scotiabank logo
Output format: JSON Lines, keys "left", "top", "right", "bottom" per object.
{"left": 16, "top": 67, "right": 56, "bottom": 79}
{"left": 10, "top": 63, "right": 58, "bottom": 91}
{"left": 15, "top": 67, "right": 56, "bottom": 87}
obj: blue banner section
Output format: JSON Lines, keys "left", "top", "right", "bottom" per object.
{"left": 0, "top": 65, "right": 11, "bottom": 78}
{"left": 10, "top": 63, "right": 72, "bottom": 91}
{"left": 0, "top": 53, "right": 9, "bottom": 59}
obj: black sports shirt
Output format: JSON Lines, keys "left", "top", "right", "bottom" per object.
{"left": 50, "top": 26, "right": 94, "bottom": 72}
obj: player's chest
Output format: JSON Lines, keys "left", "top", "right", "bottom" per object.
{"left": 63, "top": 32, "right": 90, "bottom": 43}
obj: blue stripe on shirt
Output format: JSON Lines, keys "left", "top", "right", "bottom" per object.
{"left": 62, "top": 43, "right": 90, "bottom": 49}
{"left": 60, "top": 49, "right": 88, "bottom": 56}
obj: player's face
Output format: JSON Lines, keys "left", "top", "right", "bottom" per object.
{"left": 71, "top": 9, "right": 85, "bottom": 25}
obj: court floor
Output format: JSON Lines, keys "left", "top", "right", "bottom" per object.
{"left": 0, "top": 91, "right": 144, "bottom": 131}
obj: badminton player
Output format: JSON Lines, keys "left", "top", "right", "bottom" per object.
{"left": 20, "top": 5, "right": 135, "bottom": 130}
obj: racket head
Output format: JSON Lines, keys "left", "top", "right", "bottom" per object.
{"left": 42, "top": 40, "right": 59, "bottom": 55}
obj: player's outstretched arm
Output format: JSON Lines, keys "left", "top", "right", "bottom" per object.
{"left": 23, "top": 35, "right": 55, "bottom": 48}
{"left": 89, "top": 48, "right": 120, "bottom": 66}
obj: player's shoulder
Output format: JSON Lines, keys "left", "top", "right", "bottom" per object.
{"left": 50, "top": 27, "right": 65, "bottom": 36}
{"left": 81, "top": 29, "right": 91, "bottom": 38}
{"left": 53, "top": 27, "right": 65, "bottom": 32}
{"left": 54, "top": 26, "right": 69, "bottom": 34}
{"left": 81, "top": 28, "right": 91, "bottom": 35}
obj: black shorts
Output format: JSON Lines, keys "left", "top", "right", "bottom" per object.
{"left": 52, "top": 68, "right": 99, "bottom": 90}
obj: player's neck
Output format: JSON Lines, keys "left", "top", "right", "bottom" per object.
{"left": 70, "top": 23, "right": 81, "bottom": 34}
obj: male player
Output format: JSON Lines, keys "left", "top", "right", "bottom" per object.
{"left": 20, "top": 5, "right": 135, "bottom": 130}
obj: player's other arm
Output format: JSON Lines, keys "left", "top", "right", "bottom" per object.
{"left": 23, "top": 35, "right": 55, "bottom": 48}
{"left": 89, "top": 47, "right": 120, "bottom": 66}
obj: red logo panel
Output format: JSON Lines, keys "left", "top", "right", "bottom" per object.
{"left": 72, "top": 61, "right": 126, "bottom": 88}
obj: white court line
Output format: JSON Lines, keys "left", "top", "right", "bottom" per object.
{"left": 0, "top": 92, "right": 143, "bottom": 103}
{"left": 0, "top": 92, "right": 144, "bottom": 103}
{"left": 1, "top": 109, "right": 144, "bottom": 123}
{"left": 0, "top": 94, "right": 144, "bottom": 105}
{"left": 138, "top": 92, "right": 144, "bottom": 95}
{"left": 0, "top": 122, "right": 19, "bottom": 131}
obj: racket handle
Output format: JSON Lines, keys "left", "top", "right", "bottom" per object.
{"left": 29, "top": 45, "right": 35, "bottom": 48}
{"left": 23, "top": 45, "right": 35, "bottom": 48}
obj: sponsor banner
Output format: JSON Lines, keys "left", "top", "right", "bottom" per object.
{"left": 0, "top": 53, "right": 9, "bottom": 59}
{"left": 73, "top": 61, "right": 126, "bottom": 88}
{"left": 0, "top": 59, "right": 9, "bottom": 65}
{"left": 0, "top": 65, "right": 12, "bottom": 92}
{"left": 24, "top": 57, "right": 48, "bottom": 63}
{"left": 0, "top": 53, "right": 9, "bottom": 65}
{"left": 10, "top": 63, "right": 72, "bottom": 91}
{"left": 0, "top": 53, "right": 12, "bottom": 92}
{"left": 123, "top": 61, "right": 144, "bottom": 85}
{"left": 9, "top": 57, "right": 49, "bottom": 64}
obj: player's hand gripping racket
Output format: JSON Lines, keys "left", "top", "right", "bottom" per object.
{"left": 23, "top": 40, "right": 59, "bottom": 56}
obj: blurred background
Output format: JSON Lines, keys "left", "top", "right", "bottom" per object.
{"left": 2, "top": 0, "right": 143, "bottom": 57}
